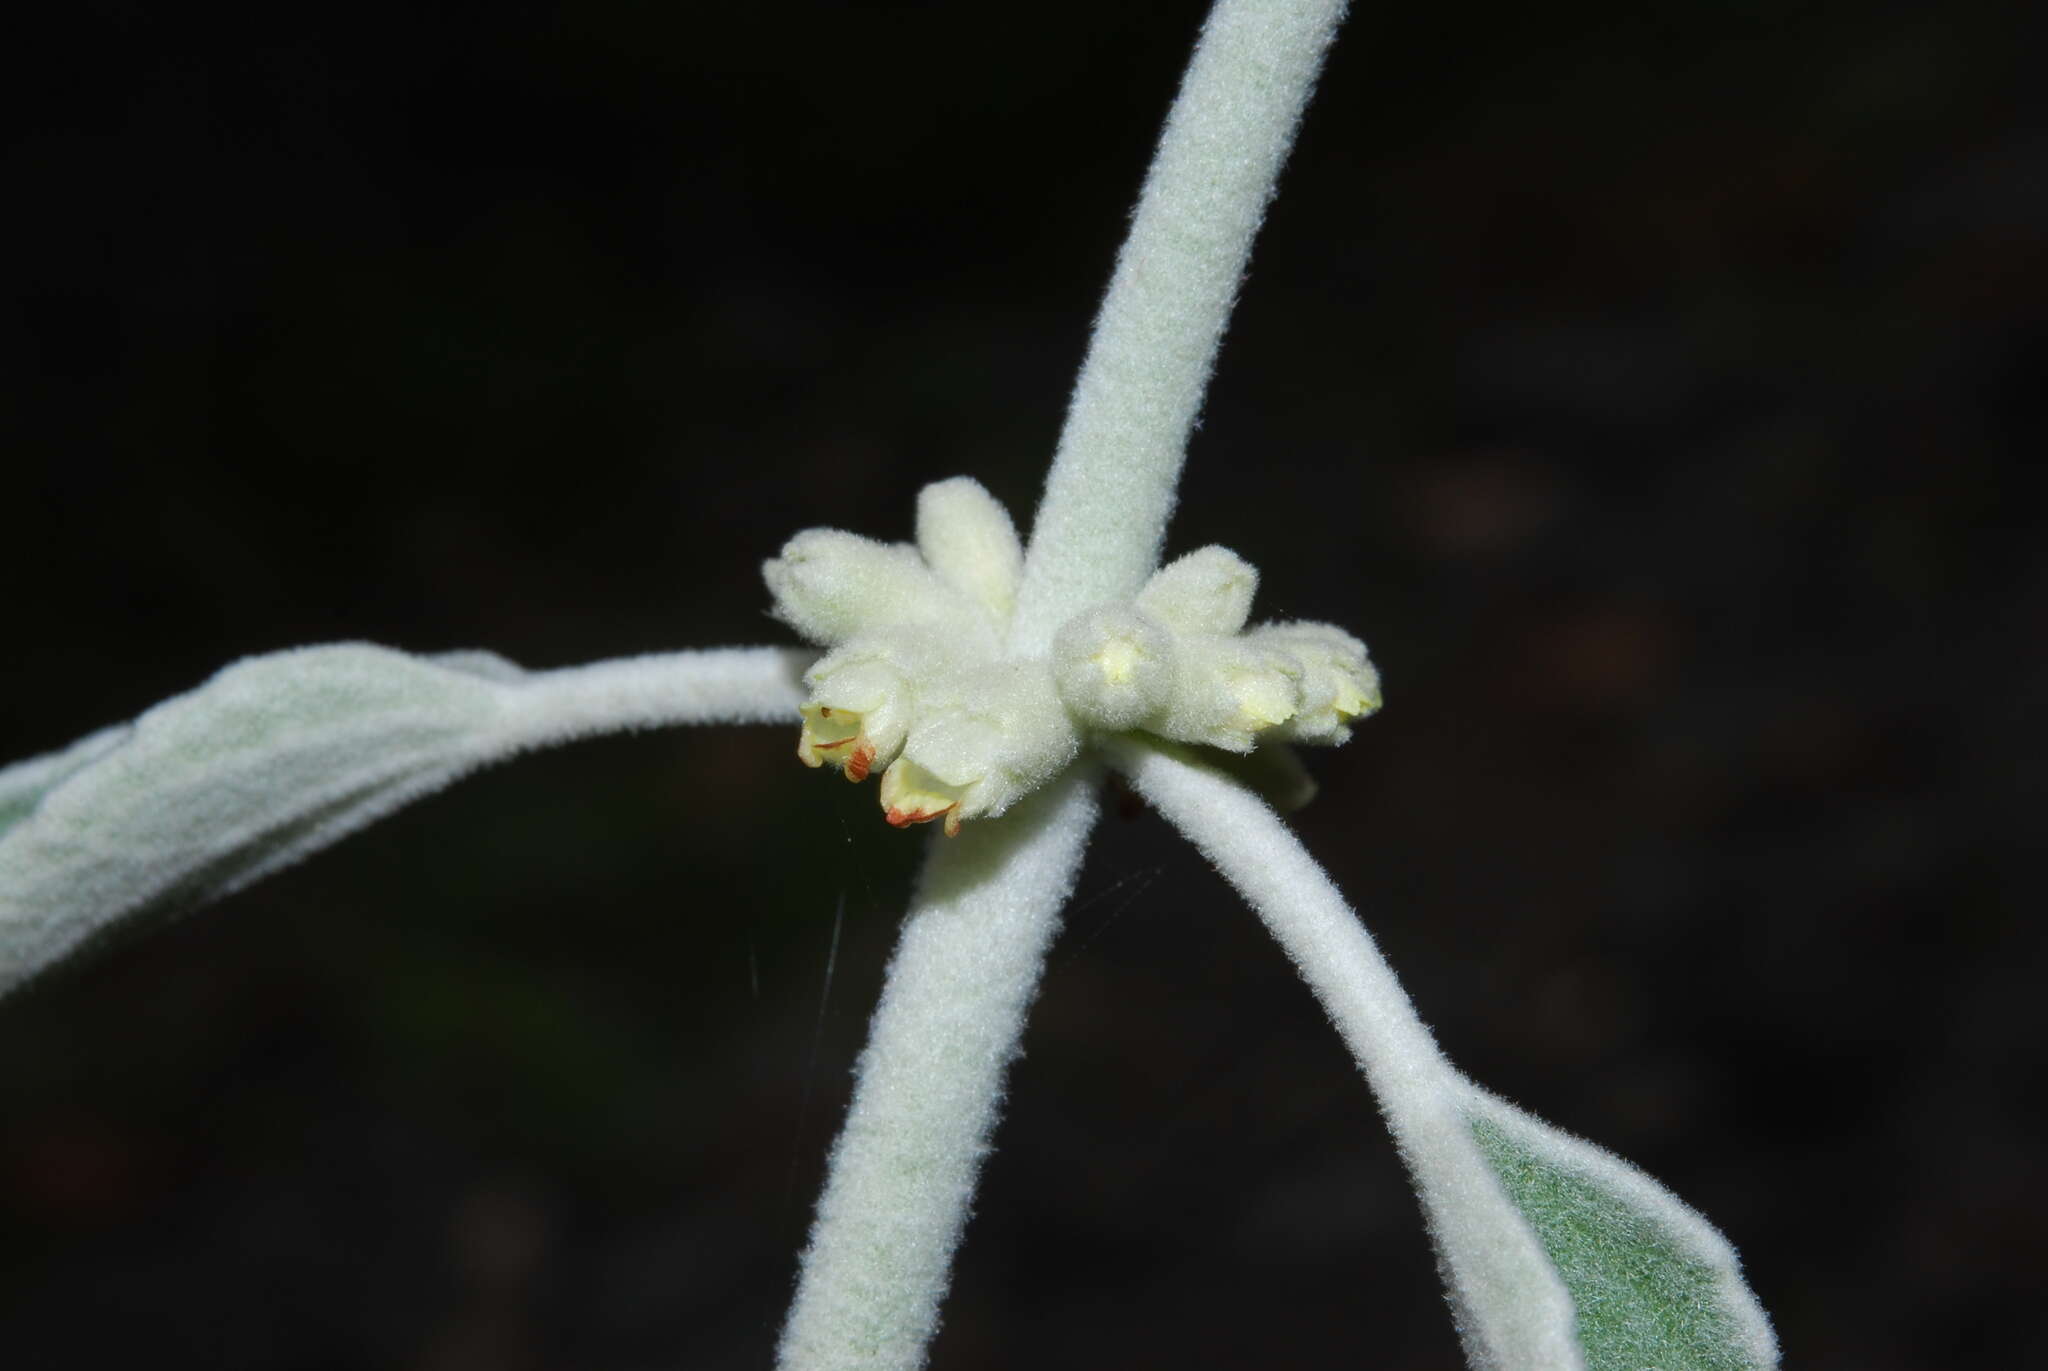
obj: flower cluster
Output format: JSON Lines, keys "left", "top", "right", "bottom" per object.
{"left": 764, "top": 478, "right": 1381, "bottom": 834}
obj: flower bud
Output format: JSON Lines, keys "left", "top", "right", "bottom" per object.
{"left": 1051, "top": 605, "right": 1176, "bottom": 730}
{"left": 764, "top": 530, "right": 976, "bottom": 647}
{"left": 916, "top": 477, "right": 1023, "bottom": 623}
{"left": 1153, "top": 635, "right": 1303, "bottom": 752}
{"left": 1136, "top": 546, "right": 1258, "bottom": 635}
{"left": 767, "top": 485, "right": 1378, "bottom": 836}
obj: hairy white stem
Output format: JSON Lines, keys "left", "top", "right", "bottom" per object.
{"left": 1107, "top": 740, "right": 1451, "bottom": 1113}
{"left": 781, "top": 2, "right": 1351, "bottom": 1361}
{"left": 777, "top": 770, "right": 1100, "bottom": 1371}
{"left": 493, "top": 646, "right": 812, "bottom": 741}
{"left": 1107, "top": 740, "right": 1584, "bottom": 1369}
{"left": 1008, "top": 0, "right": 1350, "bottom": 653}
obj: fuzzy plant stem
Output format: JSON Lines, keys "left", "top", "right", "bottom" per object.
{"left": 776, "top": 771, "right": 1100, "bottom": 1371}
{"left": 492, "top": 646, "right": 812, "bottom": 741}
{"left": 1008, "top": 0, "right": 1350, "bottom": 655}
{"left": 1107, "top": 740, "right": 1453, "bottom": 1171}
{"left": 781, "top": 1, "right": 1349, "bottom": 1363}
{"left": 1108, "top": 740, "right": 1589, "bottom": 1368}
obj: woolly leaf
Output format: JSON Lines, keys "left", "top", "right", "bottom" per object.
{"left": 1454, "top": 1085, "right": 1779, "bottom": 1371}
{"left": 1, "top": 642, "right": 805, "bottom": 995}
{"left": 0, "top": 727, "right": 127, "bottom": 842}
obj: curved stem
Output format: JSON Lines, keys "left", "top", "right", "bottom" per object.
{"left": 1104, "top": 739, "right": 1583, "bottom": 1369}
{"left": 1104, "top": 739, "right": 1454, "bottom": 1130}
{"left": 777, "top": 770, "right": 1100, "bottom": 1371}
{"left": 497, "top": 646, "right": 811, "bottom": 742}
{"left": 1008, "top": 0, "right": 1350, "bottom": 654}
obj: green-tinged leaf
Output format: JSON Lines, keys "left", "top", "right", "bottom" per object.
{"left": 1459, "top": 1085, "right": 1780, "bottom": 1371}
{"left": 1, "top": 642, "right": 806, "bottom": 995}
{"left": 1109, "top": 741, "right": 1777, "bottom": 1371}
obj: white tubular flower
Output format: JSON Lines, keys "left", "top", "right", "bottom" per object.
{"left": 796, "top": 656, "right": 911, "bottom": 781}
{"left": 766, "top": 489, "right": 1376, "bottom": 834}
{"left": 1151, "top": 632, "right": 1305, "bottom": 752}
{"left": 1250, "top": 621, "right": 1382, "bottom": 744}
{"left": 881, "top": 667, "right": 1078, "bottom": 836}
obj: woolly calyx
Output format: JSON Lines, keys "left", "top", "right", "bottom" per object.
{"left": 766, "top": 483, "right": 1380, "bottom": 834}
{"left": 1252, "top": 622, "right": 1381, "bottom": 744}
{"left": 767, "top": 481, "right": 1082, "bottom": 835}
{"left": 1050, "top": 551, "right": 1382, "bottom": 754}
{"left": 1051, "top": 605, "right": 1177, "bottom": 730}
{"left": 881, "top": 662, "right": 1082, "bottom": 833}
{"left": 1145, "top": 633, "right": 1305, "bottom": 752}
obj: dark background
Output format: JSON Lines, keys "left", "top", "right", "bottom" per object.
{"left": 3, "top": 1, "right": 2042, "bottom": 1367}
